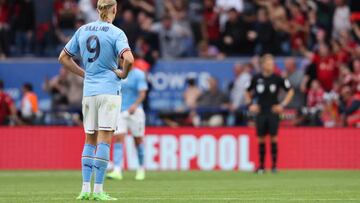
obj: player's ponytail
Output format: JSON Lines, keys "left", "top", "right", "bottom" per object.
{"left": 97, "top": 0, "right": 117, "bottom": 21}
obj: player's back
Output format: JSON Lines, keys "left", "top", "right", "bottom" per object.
{"left": 65, "top": 20, "right": 130, "bottom": 97}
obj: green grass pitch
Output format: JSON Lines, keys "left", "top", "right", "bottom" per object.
{"left": 0, "top": 170, "right": 359, "bottom": 203}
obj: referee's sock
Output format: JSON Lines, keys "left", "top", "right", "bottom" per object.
{"left": 271, "top": 142, "right": 278, "bottom": 168}
{"left": 81, "top": 144, "right": 96, "bottom": 193}
{"left": 93, "top": 143, "right": 110, "bottom": 194}
{"left": 259, "top": 143, "right": 265, "bottom": 169}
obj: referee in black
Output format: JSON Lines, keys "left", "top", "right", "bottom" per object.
{"left": 245, "top": 54, "right": 294, "bottom": 174}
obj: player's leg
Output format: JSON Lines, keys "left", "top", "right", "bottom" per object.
{"left": 269, "top": 113, "right": 280, "bottom": 173}
{"left": 92, "top": 95, "right": 121, "bottom": 200}
{"left": 129, "top": 108, "right": 146, "bottom": 180}
{"left": 255, "top": 114, "right": 267, "bottom": 174}
{"left": 77, "top": 133, "right": 97, "bottom": 200}
{"left": 107, "top": 111, "right": 127, "bottom": 180}
{"left": 107, "top": 133, "right": 125, "bottom": 180}
{"left": 77, "top": 96, "right": 97, "bottom": 200}
{"left": 134, "top": 137, "right": 145, "bottom": 180}
{"left": 92, "top": 130, "right": 116, "bottom": 200}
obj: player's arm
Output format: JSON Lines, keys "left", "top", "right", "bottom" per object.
{"left": 58, "top": 51, "right": 85, "bottom": 78}
{"left": 113, "top": 50, "right": 134, "bottom": 79}
{"left": 134, "top": 90, "right": 147, "bottom": 107}
{"left": 58, "top": 29, "right": 84, "bottom": 78}
{"left": 128, "top": 90, "right": 147, "bottom": 114}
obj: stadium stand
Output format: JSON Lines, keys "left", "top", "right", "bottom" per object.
{"left": 0, "top": 0, "right": 360, "bottom": 127}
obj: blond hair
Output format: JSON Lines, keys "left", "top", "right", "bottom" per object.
{"left": 97, "top": 0, "right": 117, "bottom": 21}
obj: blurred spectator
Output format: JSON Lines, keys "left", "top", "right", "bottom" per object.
{"left": 197, "top": 40, "right": 223, "bottom": 59}
{"left": 203, "top": 0, "right": 220, "bottom": 46}
{"left": 249, "top": 7, "right": 276, "bottom": 55}
{"left": 54, "top": 0, "right": 79, "bottom": 52}
{"left": 307, "top": 80, "right": 324, "bottom": 108}
{"left": 79, "top": 0, "right": 98, "bottom": 23}
{"left": 187, "top": 0, "right": 204, "bottom": 44}
{"left": 301, "top": 80, "right": 324, "bottom": 126}
{"left": 229, "top": 63, "right": 252, "bottom": 125}
{"left": 0, "top": 0, "right": 10, "bottom": 58}
{"left": 20, "top": 83, "right": 39, "bottom": 124}
{"left": 14, "top": 0, "right": 36, "bottom": 56}
{"left": 258, "top": 0, "right": 290, "bottom": 54}
{"left": 118, "top": 9, "right": 140, "bottom": 47}
{"left": 33, "top": 0, "right": 54, "bottom": 56}
{"left": 0, "top": 80, "right": 20, "bottom": 125}
{"left": 197, "top": 77, "right": 230, "bottom": 126}
{"left": 301, "top": 42, "right": 338, "bottom": 92}
{"left": 216, "top": 0, "right": 244, "bottom": 30}
{"left": 43, "top": 68, "right": 70, "bottom": 109}
{"left": 288, "top": 1, "right": 307, "bottom": 53}
{"left": 221, "top": 8, "right": 252, "bottom": 55}
{"left": 332, "top": 0, "right": 351, "bottom": 39}
{"left": 229, "top": 63, "right": 251, "bottom": 111}
{"left": 184, "top": 78, "right": 201, "bottom": 110}
{"left": 340, "top": 85, "right": 360, "bottom": 127}
{"left": 150, "top": 15, "right": 193, "bottom": 59}
{"left": 283, "top": 57, "right": 304, "bottom": 109}
{"left": 43, "top": 67, "right": 83, "bottom": 111}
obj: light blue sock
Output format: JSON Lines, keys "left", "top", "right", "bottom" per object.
{"left": 93, "top": 143, "right": 110, "bottom": 184}
{"left": 81, "top": 144, "right": 96, "bottom": 183}
{"left": 136, "top": 144, "right": 145, "bottom": 167}
{"left": 113, "top": 143, "right": 123, "bottom": 169}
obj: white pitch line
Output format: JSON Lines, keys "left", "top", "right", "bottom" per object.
{"left": 29, "top": 197, "right": 360, "bottom": 201}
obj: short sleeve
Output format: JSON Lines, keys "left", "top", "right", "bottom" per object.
{"left": 246, "top": 77, "right": 256, "bottom": 91}
{"left": 115, "top": 31, "right": 131, "bottom": 58}
{"left": 281, "top": 77, "right": 292, "bottom": 91}
{"left": 64, "top": 29, "right": 80, "bottom": 57}
{"left": 137, "top": 71, "right": 148, "bottom": 91}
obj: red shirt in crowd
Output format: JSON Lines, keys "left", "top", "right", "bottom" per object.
{"left": 312, "top": 54, "right": 338, "bottom": 92}
{"left": 0, "top": 2, "right": 9, "bottom": 24}
{"left": 290, "top": 13, "right": 306, "bottom": 50}
{"left": 203, "top": 8, "right": 220, "bottom": 42}
{"left": 307, "top": 88, "right": 324, "bottom": 107}
{"left": 0, "top": 91, "right": 14, "bottom": 124}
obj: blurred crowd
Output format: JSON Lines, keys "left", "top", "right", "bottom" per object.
{"left": 1, "top": 0, "right": 360, "bottom": 127}
{"left": 0, "top": 0, "right": 359, "bottom": 60}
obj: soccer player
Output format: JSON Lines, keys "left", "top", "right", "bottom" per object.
{"left": 245, "top": 54, "right": 294, "bottom": 174}
{"left": 58, "top": 0, "right": 134, "bottom": 200}
{"left": 107, "top": 66, "right": 148, "bottom": 181}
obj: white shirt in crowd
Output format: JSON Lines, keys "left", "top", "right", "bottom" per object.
{"left": 230, "top": 72, "right": 251, "bottom": 109}
{"left": 332, "top": 5, "right": 351, "bottom": 38}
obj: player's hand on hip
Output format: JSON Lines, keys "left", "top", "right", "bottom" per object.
{"left": 128, "top": 104, "right": 137, "bottom": 114}
{"left": 249, "top": 104, "right": 260, "bottom": 114}
{"left": 272, "top": 104, "right": 284, "bottom": 114}
{"left": 112, "top": 68, "right": 128, "bottom": 79}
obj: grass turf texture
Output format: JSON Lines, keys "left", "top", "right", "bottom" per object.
{"left": 0, "top": 171, "right": 359, "bottom": 203}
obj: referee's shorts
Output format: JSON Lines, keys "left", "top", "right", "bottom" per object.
{"left": 255, "top": 113, "right": 280, "bottom": 137}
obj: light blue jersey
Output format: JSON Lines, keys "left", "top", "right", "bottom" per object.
{"left": 121, "top": 68, "right": 148, "bottom": 111}
{"left": 64, "top": 20, "right": 130, "bottom": 97}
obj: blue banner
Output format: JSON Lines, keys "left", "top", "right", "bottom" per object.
{"left": 148, "top": 58, "right": 302, "bottom": 111}
{"left": 0, "top": 58, "right": 302, "bottom": 112}
{"left": 0, "top": 59, "right": 61, "bottom": 110}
